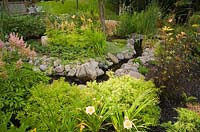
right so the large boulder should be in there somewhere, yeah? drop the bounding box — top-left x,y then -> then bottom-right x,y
76,65 -> 87,78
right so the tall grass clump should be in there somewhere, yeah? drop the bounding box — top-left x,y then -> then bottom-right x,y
135,2 -> 160,35
117,2 -> 160,37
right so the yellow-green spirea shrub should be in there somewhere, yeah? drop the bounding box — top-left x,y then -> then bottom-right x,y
163,108 -> 200,132
18,76 -> 160,132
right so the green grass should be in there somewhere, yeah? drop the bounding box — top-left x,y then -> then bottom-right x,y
38,0 -> 118,19
38,0 -> 97,14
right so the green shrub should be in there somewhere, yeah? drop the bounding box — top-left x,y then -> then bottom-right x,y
18,78 -> 82,132
28,40 -> 50,54
18,76 -> 160,132
87,75 -> 160,131
117,14 -> 135,37
0,64 -> 49,113
1,15 -> 45,39
189,12 -> 200,25
163,108 -> 200,132
154,26 -> 200,85
0,112 -> 29,132
117,2 -> 160,37
47,29 -> 107,62
85,29 -> 107,56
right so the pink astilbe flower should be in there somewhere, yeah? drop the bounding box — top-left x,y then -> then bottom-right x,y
9,33 -> 26,48
16,58 -> 23,69
8,33 -> 37,59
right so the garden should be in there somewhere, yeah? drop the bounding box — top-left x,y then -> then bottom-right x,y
0,0 -> 200,132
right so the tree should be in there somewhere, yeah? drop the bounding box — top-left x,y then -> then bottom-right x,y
98,0 -> 106,33
2,0 -> 9,12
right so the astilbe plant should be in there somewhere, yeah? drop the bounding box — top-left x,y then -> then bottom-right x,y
8,33 -> 37,60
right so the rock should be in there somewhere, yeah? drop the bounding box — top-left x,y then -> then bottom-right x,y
132,62 -> 140,69
128,71 -> 144,79
39,64 -> 47,72
115,69 -> 126,76
84,63 -> 97,80
123,51 -> 133,59
96,68 -> 104,76
107,53 -> 119,64
142,51 -> 149,56
54,65 -> 64,73
121,63 -> 138,72
98,62 -> 108,69
41,36 -> 48,46
76,65 -> 87,78
137,56 -> 154,64
42,59 -> 51,65
116,53 -> 124,60
53,59 -> 62,67
106,60 -> 113,67
127,39 -> 135,49
64,65 -> 71,72
68,68 -> 76,76
90,60 -> 99,68
98,62 -> 105,68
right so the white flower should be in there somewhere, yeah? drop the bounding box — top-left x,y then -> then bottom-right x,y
123,117 -> 133,129
86,106 -> 95,115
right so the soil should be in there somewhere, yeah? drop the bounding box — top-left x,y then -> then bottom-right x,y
146,64 -> 200,124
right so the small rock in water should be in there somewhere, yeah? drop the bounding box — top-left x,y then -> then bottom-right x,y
106,60 -> 113,67
107,53 -> 119,64
116,53 -> 124,60
96,68 -> 104,76
98,62 -> 108,69
122,50 -> 133,59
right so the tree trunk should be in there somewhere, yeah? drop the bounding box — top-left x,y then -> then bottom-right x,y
2,0 -> 9,12
98,0 -> 106,33
76,0 -> 79,13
